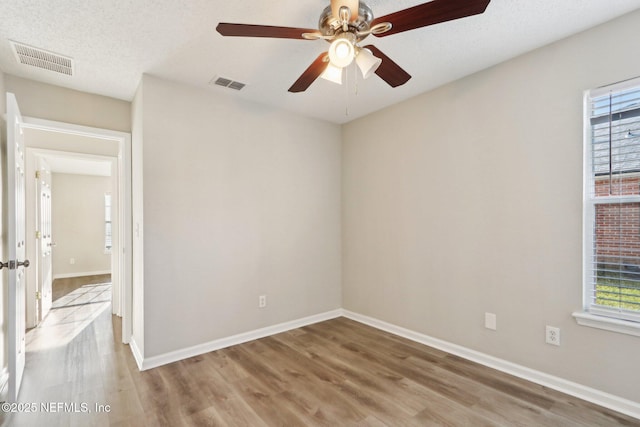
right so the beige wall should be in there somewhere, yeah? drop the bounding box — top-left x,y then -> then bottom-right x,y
342,10 -> 640,403
138,75 -> 342,357
4,75 -> 130,132
51,173 -> 112,277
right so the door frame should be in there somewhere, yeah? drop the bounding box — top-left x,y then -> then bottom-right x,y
34,155 -> 53,324
20,116 -> 132,344
25,149 -> 119,326
6,93 -> 27,402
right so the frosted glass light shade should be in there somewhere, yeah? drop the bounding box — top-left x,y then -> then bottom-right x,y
356,48 -> 382,79
328,38 -> 354,68
320,63 -> 343,84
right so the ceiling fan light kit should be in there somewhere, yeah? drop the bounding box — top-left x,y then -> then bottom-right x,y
320,63 -> 344,84
328,35 -> 355,68
216,0 -> 491,93
355,48 -> 382,79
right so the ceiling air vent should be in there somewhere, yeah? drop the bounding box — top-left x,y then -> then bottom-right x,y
10,40 -> 74,76
210,76 -> 246,91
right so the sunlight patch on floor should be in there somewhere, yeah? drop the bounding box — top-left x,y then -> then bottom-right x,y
25,283 -> 112,352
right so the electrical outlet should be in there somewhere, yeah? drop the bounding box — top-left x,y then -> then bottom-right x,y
258,295 -> 267,308
485,312 -> 497,330
546,326 -> 560,346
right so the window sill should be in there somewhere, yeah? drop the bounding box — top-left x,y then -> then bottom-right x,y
572,311 -> 640,337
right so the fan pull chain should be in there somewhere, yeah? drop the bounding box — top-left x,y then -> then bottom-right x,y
344,63 -> 350,117
354,62 -> 359,96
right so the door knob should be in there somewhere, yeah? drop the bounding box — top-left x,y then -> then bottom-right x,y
0,260 -> 29,270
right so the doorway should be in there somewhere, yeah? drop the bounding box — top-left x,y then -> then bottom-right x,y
20,118 -> 132,344
25,149 -> 117,327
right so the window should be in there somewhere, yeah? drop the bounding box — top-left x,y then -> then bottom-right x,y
105,193 -> 112,253
581,78 -> 640,331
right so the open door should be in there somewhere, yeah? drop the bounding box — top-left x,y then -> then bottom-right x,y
5,93 -> 28,401
36,158 -> 53,320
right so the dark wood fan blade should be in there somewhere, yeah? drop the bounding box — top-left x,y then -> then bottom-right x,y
216,23 -> 317,40
364,45 -> 411,88
288,53 -> 330,93
371,0 -> 491,37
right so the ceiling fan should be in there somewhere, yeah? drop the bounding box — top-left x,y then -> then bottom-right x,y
216,0 -> 491,93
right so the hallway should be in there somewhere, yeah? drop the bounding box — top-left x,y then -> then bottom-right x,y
9,275 -> 142,426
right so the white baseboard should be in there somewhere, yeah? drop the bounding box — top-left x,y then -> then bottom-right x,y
129,337 -> 144,371
342,310 -> 640,421
53,270 -> 111,280
139,309 -> 343,371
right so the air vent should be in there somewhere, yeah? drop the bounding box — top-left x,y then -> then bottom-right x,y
228,81 -> 246,91
10,40 -> 74,76
210,76 -> 246,91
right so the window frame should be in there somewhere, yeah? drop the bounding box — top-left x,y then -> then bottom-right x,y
575,78 -> 640,336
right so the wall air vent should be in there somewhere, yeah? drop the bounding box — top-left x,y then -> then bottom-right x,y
210,76 -> 246,91
10,40 -> 74,76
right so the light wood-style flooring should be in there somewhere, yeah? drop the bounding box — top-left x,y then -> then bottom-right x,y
7,275 -> 640,426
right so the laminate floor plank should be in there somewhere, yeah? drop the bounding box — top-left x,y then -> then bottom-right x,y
412,399 -> 502,427
256,339 -> 368,424
232,375 -> 309,426
179,357 -> 238,405
548,393 -> 640,427
195,394 -> 266,427
277,334 -> 426,419
8,276 -> 640,426
203,351 -> 251,384
288,325 -> 483,426
268,330 -> 406,425
317,318 -> 598,426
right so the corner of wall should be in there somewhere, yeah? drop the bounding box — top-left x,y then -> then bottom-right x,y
130,77 -> 144,360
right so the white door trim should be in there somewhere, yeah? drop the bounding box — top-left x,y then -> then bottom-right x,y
20,116 -> 133,344
6,93 -> 27,401
25,148 -> 119,323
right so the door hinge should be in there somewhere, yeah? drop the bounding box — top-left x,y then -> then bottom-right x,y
36,291 -> 42,300
35,170 -> 41,179
36,230 -> 41,239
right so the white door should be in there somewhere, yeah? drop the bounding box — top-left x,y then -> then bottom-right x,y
36,158 -> 53,320
6,93 -> 28,401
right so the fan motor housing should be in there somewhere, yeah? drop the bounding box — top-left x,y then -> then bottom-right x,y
318,3 -> 374,42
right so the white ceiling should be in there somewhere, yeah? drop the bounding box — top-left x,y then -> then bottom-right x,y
1,0 -> 639,124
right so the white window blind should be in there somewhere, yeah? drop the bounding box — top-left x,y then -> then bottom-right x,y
584,79 -> 640,323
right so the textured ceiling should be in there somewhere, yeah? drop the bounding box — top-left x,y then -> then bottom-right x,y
1,0 -> 639,124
